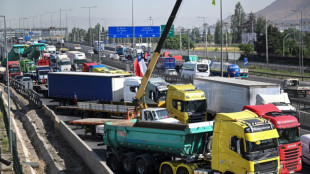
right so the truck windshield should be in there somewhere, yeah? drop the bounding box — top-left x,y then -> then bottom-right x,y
184,100 -> 206,113
197,64 -> 208,72
154,110 -> 169,120
281,110 -> 297,117
39,70 -> 49,75
246,138 -> 278,152
61,61 -> 71,65
157,90 -> 167,99
9,67 -> 21,73
277,127 -> 300,145
76,59 -> 86,65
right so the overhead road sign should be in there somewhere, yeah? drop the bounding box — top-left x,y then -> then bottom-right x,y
161,25 -> 174,37
109,26 -> 160,38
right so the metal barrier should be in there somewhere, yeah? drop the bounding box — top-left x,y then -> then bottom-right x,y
0,95 -> 23,174
249,70 -> 310,81
9,79 -> 42,108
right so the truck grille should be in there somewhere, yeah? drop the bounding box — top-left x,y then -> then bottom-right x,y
188,113 -> 205,123
285,159 -> 298,171
254,160 -> 278,174
284,148 -> 299,160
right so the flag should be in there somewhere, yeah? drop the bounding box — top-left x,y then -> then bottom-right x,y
134,53 -> 147,77
212,0 -> 216,5
73,93 -> 77,105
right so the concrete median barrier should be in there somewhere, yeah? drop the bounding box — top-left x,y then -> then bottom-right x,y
42,105 -> 113,174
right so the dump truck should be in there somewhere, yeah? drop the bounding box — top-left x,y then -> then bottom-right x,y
194,77 -> 280,120
104,110 -> 280,174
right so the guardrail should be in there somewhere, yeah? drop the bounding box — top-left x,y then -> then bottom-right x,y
9,79 -> 42,108
249,70 -> 310,81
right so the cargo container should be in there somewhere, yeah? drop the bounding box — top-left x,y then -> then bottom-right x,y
82,62 -> 97,72
182,55 -> 198,62
48,72 -> 131,105
156,57 -> 175,69
194,77 -> 280,119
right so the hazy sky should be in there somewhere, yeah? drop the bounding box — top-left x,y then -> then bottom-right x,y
0,0 -> 276,30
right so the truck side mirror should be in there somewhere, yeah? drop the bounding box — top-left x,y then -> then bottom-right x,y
149,91 -> 154,101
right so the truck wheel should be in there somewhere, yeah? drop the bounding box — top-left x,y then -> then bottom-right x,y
176,167 -> 189,174
122,154 -> 135,173
108,155 -> 122,173
135,159 -> 148,174
161,164 -> 173,174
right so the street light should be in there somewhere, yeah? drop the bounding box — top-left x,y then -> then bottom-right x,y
63,9 -> 73,44
81,6 -> 97,50
292,10 -> 303,76
0,15 -> 12,153
38,14 -> 45,28
46,11 -> 57,27
220,0 -> 223,77
197,16 -> 208,59
19,17 -> 27,38
283,33 -> 291,57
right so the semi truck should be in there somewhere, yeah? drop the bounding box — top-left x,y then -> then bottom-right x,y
155,57 -> 177,75
194,77 -> 280,120
57,55 -> 71,72
281,78 -> 310,98
93,41 -> 104,54
35,66 -> 50,84
209,62 -> 240,77
166,83 -> 207,123
256,93 -> 298,119
20,59 -> 36,73
7,61 -> 22,78
82,62 -> 97,72
66,51 -> 87,71
104,110 -> 280,174
243,104 -> 302,174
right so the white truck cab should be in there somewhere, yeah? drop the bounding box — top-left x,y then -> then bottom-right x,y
57,55 -> 71,72
123,77 -> 142,102
301,134 -> 310,165
66,51 -> 87,71
256,93 -> 298,119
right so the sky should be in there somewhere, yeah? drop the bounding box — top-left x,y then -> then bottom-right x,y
0,0 -> 276,30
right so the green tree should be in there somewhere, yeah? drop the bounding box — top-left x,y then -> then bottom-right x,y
207,27 -> 213,43
239,43 -> 253,54
255,24 -> 282,55
165,34 -> 194,50
255,16 -> 266,36
230,2 -> 247,43
305,32 -> 310,56
245,12 -> 256,33
214,20 -> 221,44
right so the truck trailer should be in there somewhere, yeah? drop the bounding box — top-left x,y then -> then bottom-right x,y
194,77 -> 280,120
48,72 -> 131,105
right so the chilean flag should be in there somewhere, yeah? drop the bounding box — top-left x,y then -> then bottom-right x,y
73,93 -> 77,105
134,53 -> 147,77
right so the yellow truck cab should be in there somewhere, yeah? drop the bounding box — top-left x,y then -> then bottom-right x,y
212,110 -> 280,174
166,83 -> 207,123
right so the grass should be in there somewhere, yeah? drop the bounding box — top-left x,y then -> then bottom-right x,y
249,65 -> 310,77
0,112 -> 10,153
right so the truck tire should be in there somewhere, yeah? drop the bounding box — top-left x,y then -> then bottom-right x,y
161,164 -> 173,174
135,159 -> 148,174
108,154 -> 122,173
176,167 -> 189,174
121,153 -> 136,174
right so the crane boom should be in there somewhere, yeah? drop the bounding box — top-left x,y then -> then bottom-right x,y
134,0 -> 183,109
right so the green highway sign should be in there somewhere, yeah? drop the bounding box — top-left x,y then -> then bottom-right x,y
161,25 -> 174,37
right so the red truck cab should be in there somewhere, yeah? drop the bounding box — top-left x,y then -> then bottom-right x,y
8,61 -> 22,78
82,62 -> 97,72
243,103 -> 301,174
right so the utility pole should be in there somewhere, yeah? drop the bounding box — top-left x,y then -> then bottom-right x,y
132,0 -> 135,48
220,0 -> 223,77
63,9 -> 72,44
187,29 -> 190,56
81,6 -> 97,50
301,11 -> 304,78
266,18 -> 269,66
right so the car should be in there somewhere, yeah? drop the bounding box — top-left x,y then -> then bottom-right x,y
21,77 -> 33,90
87,50 -> 94,54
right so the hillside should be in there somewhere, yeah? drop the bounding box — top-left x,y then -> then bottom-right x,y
255,0 -> 310,23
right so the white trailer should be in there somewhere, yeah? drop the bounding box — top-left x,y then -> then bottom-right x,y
194,77 -> 280,119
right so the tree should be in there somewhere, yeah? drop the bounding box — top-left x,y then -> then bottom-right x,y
214,20 -> 221,44
165,34 -> 194,50
305,32 -> 310,56
255,16 -> 266,36
230,2 -> 246,43
239,43 -> 253,54
191,27 -> 202,43
255,24 -> 282,55
244,12 -> 256,33
207,27 -> 213,43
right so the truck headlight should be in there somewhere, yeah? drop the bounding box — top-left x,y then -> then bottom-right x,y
246,172 -> 255,174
